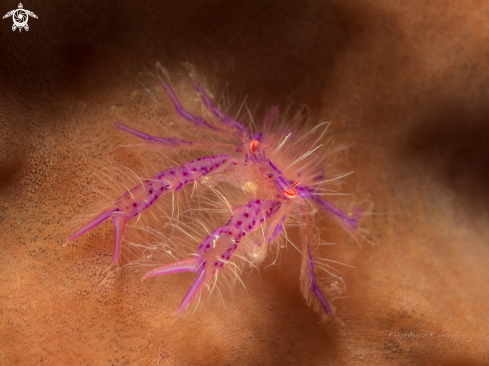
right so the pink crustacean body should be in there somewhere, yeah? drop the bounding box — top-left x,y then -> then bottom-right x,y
65,76 -> 361,318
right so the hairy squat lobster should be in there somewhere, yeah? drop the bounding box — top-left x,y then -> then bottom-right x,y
65,78 -> 360,318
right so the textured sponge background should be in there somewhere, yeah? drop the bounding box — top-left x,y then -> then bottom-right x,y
1,0 -> 489,365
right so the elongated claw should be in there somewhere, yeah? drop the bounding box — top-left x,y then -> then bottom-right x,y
143,199 -> 282,313
111,216 -> 127,267
66,154 -> 237,266
142,258 -> 199,279
64,211 -> 127,268
65,210 -> 113,245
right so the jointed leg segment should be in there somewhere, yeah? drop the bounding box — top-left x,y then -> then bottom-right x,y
66,154 -> 236,267
143,199 -> 282,313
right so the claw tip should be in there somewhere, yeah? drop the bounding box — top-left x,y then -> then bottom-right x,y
64,236 -> 75,247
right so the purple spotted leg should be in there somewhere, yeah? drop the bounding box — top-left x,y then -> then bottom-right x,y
65,154 -> 237,267
143,199 -> 282,313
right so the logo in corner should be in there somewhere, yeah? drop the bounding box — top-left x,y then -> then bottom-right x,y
3,3 -> 37,32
